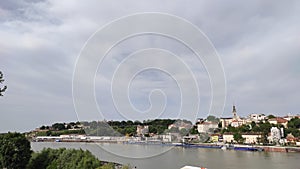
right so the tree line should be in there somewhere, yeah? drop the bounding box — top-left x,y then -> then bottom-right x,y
0,132 -> 130,169
36,119 -> 194,137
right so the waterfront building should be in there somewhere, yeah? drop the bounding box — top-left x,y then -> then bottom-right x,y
242,133 -> 262,144
223,133 -> 262,144
223,133 -> 234,143
269,127 -> 285,144
210,134 -> 220,142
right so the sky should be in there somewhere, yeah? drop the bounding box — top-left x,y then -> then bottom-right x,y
0,0 -> 300,132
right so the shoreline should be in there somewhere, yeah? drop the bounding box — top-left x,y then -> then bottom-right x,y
31,140 -> 300,153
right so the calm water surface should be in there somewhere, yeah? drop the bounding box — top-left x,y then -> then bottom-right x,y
31,142 -> 299,169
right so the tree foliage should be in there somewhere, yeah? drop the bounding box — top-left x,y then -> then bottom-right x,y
27,148 -> 101,169
0,71 -> 7,96
0,132 -> 32,169
267,114 -> 276,119
52,123 -> 66,130
27,148 -> 128,169
285,117 -> 300,137
233,132 -> 245,144
206,115 -> 219,122
287,117 -> 300,129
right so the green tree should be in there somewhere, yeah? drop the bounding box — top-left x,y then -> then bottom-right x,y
52,123 -> 65,130
0,132 -> 32,169
267,114 -> 276,119
189,126 -> 199,134
0,71 -> 7,96
27,148 -> 101,169
233,132 -> 245,144
206,115 -> 219,122
287,117 -> 300,129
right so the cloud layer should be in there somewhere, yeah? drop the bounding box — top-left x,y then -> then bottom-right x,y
1,0 -> 300,132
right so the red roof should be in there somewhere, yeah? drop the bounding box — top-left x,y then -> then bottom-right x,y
269,117 -> 288,123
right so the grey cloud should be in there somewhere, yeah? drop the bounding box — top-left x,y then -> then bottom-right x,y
1,0 -> 300,132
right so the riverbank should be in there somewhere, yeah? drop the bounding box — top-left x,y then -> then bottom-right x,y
31,139 -> 300,153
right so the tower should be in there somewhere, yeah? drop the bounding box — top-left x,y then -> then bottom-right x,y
232,105 -> 239,120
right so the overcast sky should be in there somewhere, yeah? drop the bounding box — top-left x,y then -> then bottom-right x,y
1,0 -> 300,132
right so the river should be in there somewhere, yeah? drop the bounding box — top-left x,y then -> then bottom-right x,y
31,142 -> 299,169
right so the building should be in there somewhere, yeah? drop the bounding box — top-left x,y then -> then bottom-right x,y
223,133 -> 234,143
242,134 -> 262,144
232,105 -> 239,119
210,134 -> 220,142
231,119 -> 245,128
269,127 -> 284,144
222,133 -> 262,144
220,105 -> 245,128
269,117 -> 288,128
197,121 -> 218,133
248,113 -> 267,123
219,118 -> 232,128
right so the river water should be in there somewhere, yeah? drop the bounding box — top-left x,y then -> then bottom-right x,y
31,142 -> 299,169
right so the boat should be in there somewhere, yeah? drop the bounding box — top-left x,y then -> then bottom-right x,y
233,145 -> 262,151
180,166 -> 207,169
181,143 -> 222,149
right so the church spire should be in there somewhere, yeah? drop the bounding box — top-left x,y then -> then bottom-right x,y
232,105 -> 238,119
233,105 -> 236,113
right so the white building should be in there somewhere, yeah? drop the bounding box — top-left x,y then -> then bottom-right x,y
248,113 -> 267,122
269,127 -> 284,144
223,133 -> 262,144
223,134 -> 234,143
242,134 -> 262,144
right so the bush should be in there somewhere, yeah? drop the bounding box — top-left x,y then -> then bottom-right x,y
27,148 -> 101,169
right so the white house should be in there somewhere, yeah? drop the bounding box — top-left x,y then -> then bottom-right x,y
248,113 -> 267,122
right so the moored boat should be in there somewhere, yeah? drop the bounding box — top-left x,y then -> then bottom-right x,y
233,145 -> 263,151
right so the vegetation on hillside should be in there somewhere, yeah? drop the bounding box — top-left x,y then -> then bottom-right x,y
34,119 -> 193,137
285,117 -> 300,137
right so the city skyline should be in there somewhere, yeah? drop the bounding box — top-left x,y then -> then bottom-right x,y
1,0 -> 300,132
